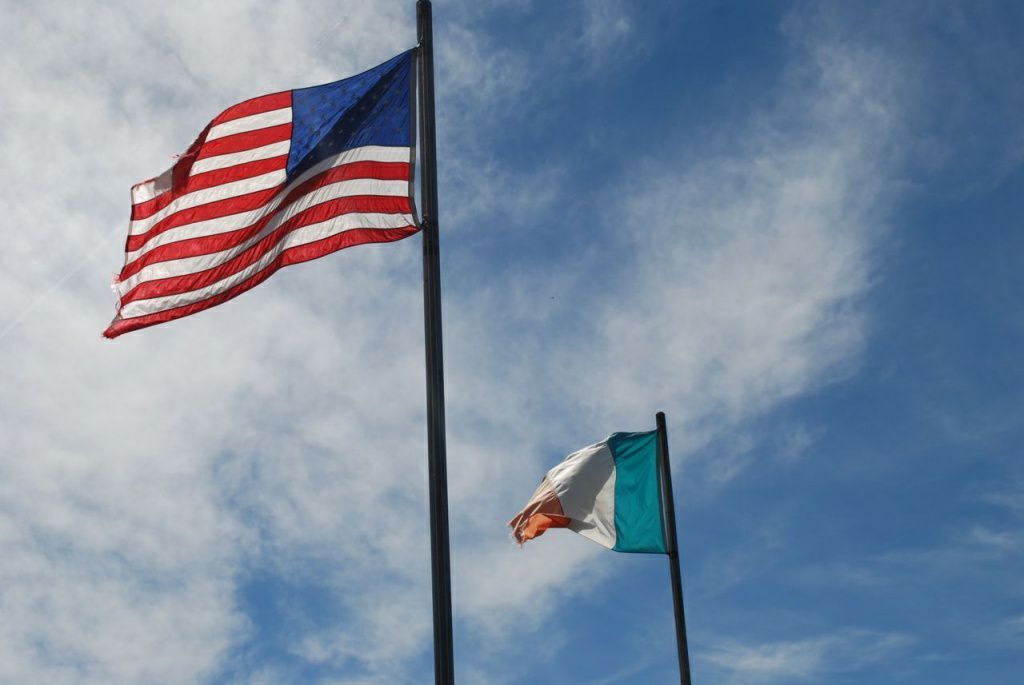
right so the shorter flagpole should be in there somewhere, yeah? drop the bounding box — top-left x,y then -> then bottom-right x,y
656,411 -> 693,685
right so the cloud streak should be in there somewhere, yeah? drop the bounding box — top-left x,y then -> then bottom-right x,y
703,629 -> 914,683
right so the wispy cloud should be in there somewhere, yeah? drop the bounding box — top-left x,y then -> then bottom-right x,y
979,482 -> 1024,516
703,629 -> 915,683
579,0 -> 637,66
963,525 -> 1023,555
984,614 -> 1024,649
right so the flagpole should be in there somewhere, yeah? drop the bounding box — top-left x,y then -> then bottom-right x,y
417,2 -> 456,684
657,411 -> 693,685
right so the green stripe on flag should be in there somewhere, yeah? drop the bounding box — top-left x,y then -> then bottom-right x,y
608,430 -> 667,554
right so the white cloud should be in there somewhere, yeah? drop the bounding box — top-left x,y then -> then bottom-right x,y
984,614 -> 1024,649
784,1 -> 1024,197
579,0 -> 636,63
703,629 -> 914,683
963,526 -> 1023,555
980,482 -> 1024,515
532,7 -> 904,472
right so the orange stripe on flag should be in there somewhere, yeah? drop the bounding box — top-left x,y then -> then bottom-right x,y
508,477 -> 570,545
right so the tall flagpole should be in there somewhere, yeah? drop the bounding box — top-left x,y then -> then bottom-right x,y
657,411 -> 693,685
417,2 -> 455,684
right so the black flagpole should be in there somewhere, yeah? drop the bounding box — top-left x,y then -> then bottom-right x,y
657,411 -> 693,685
417,2 -> 455,684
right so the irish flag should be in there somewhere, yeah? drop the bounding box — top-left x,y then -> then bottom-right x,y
509,431 -> 668,554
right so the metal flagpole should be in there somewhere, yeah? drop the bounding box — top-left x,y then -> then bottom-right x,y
657,411 -> 694,685
417,2 -> 455,684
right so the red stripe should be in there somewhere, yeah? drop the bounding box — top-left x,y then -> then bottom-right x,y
196,123 -> 292,160
127,186 -> 283,252
103,226 -> 419,339
212,91 -> 291,125
120,195 -> 411,281
119,197 -> 416,305
131,156 -> 289,220
124,160 -> 411,266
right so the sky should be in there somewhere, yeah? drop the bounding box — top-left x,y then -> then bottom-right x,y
1,1 -> 1022,684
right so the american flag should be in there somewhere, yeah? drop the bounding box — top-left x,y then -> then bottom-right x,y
104,50 -> 418,338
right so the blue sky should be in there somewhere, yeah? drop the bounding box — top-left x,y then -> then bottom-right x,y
1,1 -> 1022,684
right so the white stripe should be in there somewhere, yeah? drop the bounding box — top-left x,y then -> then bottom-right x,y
547,442 -> 617,550
131,167 -> 174,204
189,140 -> 291,175
124,146 -> 412,261
117,209 -> 414,296
118,212 -> 416,319
128,169 -> 287,236
205,107 -> 292,142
